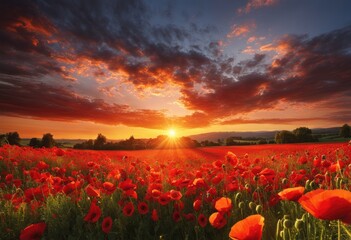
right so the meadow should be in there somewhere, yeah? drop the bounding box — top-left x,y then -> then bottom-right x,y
1,142 -> 351,239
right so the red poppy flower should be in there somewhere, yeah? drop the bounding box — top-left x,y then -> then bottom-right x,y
212,174 -> 223,185
85,185 -> 100,198
172,211 -> 181,222
225,152 -> 238,166
151,189 -> 162,199
229,214 -> 264,240
298,189 -> 351,224
101,216 -> 113,234
122,202 -> 135,217
215,197 -> 232,212
158,193 -> 171,205
118,179 -> 136,191
193,199 -> 202,211
102,182 -> 116,194
198,214 -> 207,227
151,209 -> 159,221
209,212 -> 227,229
183,213 -> 195,222
5,173 -> 13,183
84,201 -> 102,223
138,202 -> 149,215
63,181 -> 82,195
124,189 -> 138,199
298,156 -> 308,164
193,178 -> 206,188
55,148 -> 65,156
169,190 -> 182,200
20,222 -> 46,240
278,187 -> 305,201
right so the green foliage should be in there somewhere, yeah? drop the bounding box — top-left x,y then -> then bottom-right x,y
0,134 -> 7,146
94,133 -> 107,150
6,132 -> 21,146
292,127 -> 315,142
339,124 -> 351,138
275,131 -> 297,144
41,133 -> 55,148
276,127 -> 318,144
0,132 -> 21,146
29,138 -> 41,148
75,134 -> 198,150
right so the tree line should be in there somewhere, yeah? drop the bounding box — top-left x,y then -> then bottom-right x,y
0,132 -> 56,148
1,124 -> 350,148
275,125 -> 351,144
73,134 -> 199,150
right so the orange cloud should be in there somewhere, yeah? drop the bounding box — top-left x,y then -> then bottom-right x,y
238,0 -> 278,14
227,22 -> 256,38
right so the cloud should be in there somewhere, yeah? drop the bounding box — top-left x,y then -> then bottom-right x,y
220,117 -> 326,125
237,0 -> 278,14
180,25 -> 351,124
227,22 -> 256,38
0,0 -> 350,130
0,77 -> 168,128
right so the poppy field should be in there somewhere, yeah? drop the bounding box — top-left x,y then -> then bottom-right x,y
1,143 -> 351,240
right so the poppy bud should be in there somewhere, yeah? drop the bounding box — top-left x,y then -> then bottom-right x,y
235,192 -> 242,203
294,219 -> 304,230
301,213 -> 308,222
249,201 -> 256,210
255,205 -> 263,214
238,201 -> 245,209
309,180 -> 318,190
281,178 -> 288,185
283,215 -> 290,220
283,219 -> 293,229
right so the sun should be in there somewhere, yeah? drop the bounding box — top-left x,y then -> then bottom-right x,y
168,129 -> 176,138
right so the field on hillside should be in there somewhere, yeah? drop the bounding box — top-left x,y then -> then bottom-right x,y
1,143 -> 351,239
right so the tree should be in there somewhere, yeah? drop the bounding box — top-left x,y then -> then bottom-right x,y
6,132 -> 21,146
0,134 -> 7,146
29,138 -> 41,148
340,124 -> 351,138
275,130 -> 296,144
94,133 -> 107,149
42,133 -> 55,148
292,127 -> 314,142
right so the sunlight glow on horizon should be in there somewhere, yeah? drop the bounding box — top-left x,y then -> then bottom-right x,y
168,129 -> 176,138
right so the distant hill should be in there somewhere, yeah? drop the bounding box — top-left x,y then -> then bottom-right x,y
187,127 -> 340,142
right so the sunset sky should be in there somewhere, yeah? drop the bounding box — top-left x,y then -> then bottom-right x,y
1,0 -> 351,139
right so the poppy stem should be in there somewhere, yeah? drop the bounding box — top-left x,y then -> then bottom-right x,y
338,220 -> 341,240
341,224 -> 351,237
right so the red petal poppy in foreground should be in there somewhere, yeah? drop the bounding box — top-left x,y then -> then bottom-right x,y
101,216 -> 113,234
20,222 -> 46,240
298,189 -> 351,224
278,187 -> 305,201
84,201 -> 102,223
229,214 -> 264,240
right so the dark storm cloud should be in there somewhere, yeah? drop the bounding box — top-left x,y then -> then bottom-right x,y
180,25 -> 351,124
0,0 -> 350,128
